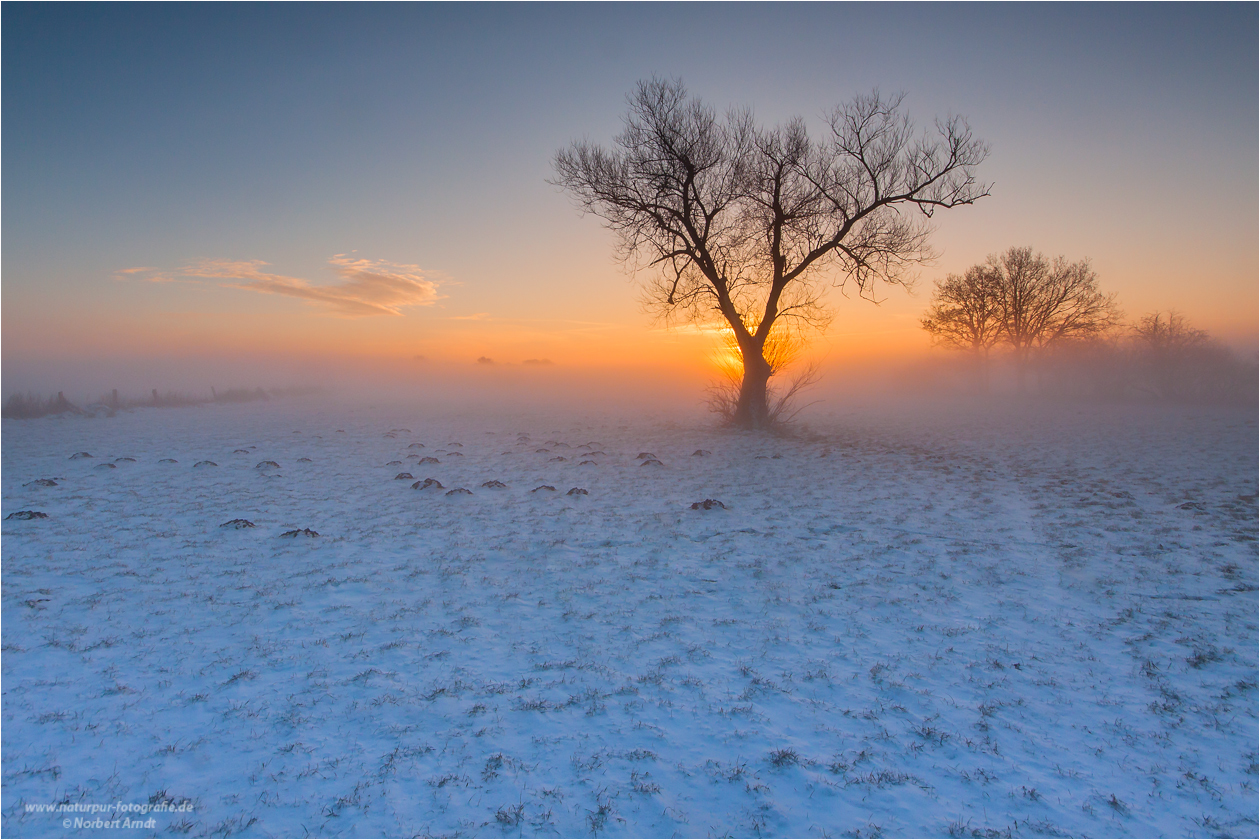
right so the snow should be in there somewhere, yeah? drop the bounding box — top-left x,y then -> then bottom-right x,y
2,395 -> 1257,838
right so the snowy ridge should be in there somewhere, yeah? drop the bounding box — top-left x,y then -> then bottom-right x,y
2,398 -> 1256,837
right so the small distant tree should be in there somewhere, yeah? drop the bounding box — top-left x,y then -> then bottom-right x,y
553,78 -> 989,429
922,246 -> 1121,391
1129,311 -> 1222,400
920,265 -> 1004,391
1131,311 -> 1209,355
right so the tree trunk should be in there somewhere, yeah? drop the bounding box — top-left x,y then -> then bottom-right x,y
731,349 -> 773,430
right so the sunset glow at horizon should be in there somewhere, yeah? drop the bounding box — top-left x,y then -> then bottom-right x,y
4,4 -> 1255,397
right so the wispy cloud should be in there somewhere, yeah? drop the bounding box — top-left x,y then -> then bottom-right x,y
114,266 -> 176,282
117,255 -> 441,316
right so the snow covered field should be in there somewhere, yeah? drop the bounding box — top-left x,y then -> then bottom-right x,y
3,395 -> 1256,838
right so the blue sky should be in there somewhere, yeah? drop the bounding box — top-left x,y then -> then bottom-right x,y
3,3 -> 1256,391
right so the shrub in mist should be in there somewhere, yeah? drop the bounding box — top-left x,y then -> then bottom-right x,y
1034,314 -> 1256,405
1,392 -> 83,419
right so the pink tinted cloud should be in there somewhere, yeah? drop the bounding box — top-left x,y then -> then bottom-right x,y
131,256 -> 441,316
114,266 -> 175,282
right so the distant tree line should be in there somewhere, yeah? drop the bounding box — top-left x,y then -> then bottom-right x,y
921,246 -> 1255,403
1,386 -> 318,419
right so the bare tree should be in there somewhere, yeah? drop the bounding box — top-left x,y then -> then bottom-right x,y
553,78 -> 989,429
921,265 -> 1004,391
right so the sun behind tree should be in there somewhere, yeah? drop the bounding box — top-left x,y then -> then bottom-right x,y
552,78 -> 990,429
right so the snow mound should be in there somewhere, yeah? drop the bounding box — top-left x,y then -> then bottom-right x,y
412,478 -> 444,490
690,499 -> 727,510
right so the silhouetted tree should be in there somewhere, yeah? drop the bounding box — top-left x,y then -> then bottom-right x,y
992,248 -> 1120,368
553,79 -> 989,429
921,265 -> 1004,391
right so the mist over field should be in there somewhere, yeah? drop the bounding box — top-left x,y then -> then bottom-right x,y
4,332 -> 1256,425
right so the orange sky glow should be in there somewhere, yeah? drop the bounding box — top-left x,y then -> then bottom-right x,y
3,5 -> 1255,399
